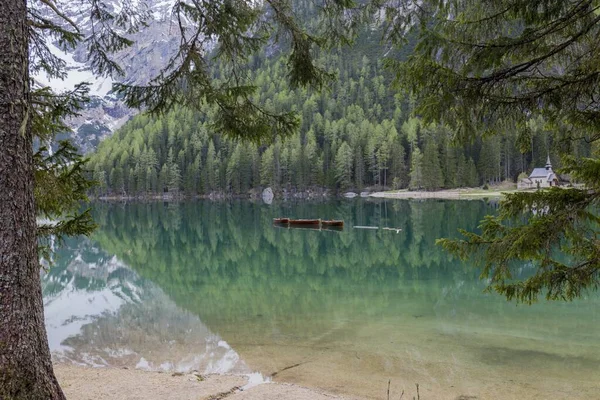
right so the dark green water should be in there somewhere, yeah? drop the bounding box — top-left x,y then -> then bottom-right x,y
42,200 -> 600,399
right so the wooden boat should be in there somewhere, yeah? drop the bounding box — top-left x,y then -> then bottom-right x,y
322,225 -> 343,232
288,219 -> 320,225
321,220 -> 344,227
273,218 -> 290,224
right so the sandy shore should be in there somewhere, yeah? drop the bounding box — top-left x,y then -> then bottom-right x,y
369,188 -> 515,199
54,364 -> 361,400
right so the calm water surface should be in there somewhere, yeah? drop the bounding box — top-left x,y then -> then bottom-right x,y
43,200 -> 600,399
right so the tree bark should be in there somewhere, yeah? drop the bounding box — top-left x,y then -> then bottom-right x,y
0,0 -> 66,398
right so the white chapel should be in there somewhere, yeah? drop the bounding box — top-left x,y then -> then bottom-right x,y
517,156 -> 559,190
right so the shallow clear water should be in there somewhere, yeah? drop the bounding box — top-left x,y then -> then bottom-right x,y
43,200 -> 600,399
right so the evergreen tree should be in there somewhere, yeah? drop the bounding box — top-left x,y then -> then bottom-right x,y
443,145 -> 458,189
389,138 -> 406,189
168,163 -> 182,193
334,142 -> 354,189
93,166 -> 107,197
455,154 -> 467,188
478,137 -> 502,185
260,146 -> 276,187
0,0 -> 130,395
226,144 -> 243,193
376,142 -> 391,188
158,164 -> 169,193
466,158 -> 479,188
421,140 -> 444,191
205,140 -> 217,192
354,145 -> 365,189
408,147 -> 423,190
305,129 -> 319,186
110,167 -> 124,195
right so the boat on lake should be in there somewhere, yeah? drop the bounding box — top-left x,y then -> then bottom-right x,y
321,220 -> 344,227
273,218 -> 344,230
289,219 -> 321,225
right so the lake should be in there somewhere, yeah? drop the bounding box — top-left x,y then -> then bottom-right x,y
43,199 -> 600,399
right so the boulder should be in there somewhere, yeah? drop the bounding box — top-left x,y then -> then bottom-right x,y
262,187 -> 274,204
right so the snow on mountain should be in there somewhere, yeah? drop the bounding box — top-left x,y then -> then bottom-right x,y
35,38 -> 116,97
35,0 -> 180,153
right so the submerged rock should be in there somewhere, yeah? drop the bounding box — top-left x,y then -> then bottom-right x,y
344,192 -> 358,198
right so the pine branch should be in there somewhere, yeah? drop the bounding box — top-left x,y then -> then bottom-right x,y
37,0 -> 80,33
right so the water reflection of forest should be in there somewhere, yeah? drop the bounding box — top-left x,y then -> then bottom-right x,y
89,200 -> 497,319
93,200 -> 490,274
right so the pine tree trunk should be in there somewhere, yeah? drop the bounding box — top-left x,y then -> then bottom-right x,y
0,0 -> 66,398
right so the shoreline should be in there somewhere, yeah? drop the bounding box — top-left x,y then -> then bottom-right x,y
93,187 -> 332,202
93,185 -> 522,202
54,364 -> 361,400
368,188 -> 517,200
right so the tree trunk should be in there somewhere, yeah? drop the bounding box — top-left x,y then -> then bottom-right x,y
0,0 -> 66,398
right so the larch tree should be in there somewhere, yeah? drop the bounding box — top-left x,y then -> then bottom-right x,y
0,0 -> 372,397
408,146 -> 423,190
421,139 -> 443,191
385,0 -> 600,302
334,141 -> 354,189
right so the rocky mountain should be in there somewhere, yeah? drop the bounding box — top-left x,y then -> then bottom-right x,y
35,0 -> 180,153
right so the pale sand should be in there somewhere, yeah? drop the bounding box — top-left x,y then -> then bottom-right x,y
54,364 -> 359,400
369,189 -> 511,199
228,383 -> 363,400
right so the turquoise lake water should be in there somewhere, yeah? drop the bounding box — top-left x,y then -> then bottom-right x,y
42,200 -> 600,399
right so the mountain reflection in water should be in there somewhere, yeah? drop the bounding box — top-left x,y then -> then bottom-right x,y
43,246 -> 251,375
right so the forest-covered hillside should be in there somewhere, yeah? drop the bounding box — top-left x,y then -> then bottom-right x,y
88,6 -> 590,197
